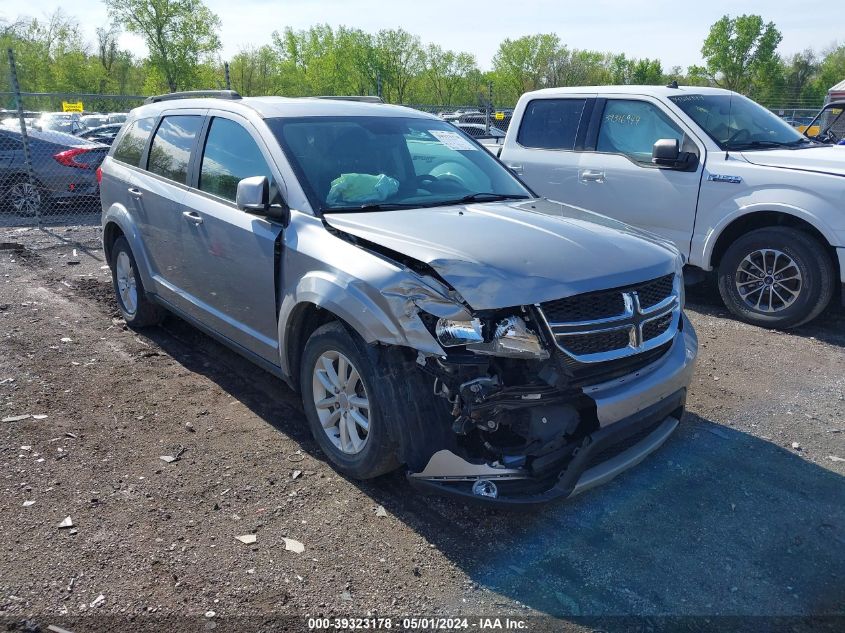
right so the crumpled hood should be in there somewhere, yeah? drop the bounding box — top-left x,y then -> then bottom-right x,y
324,199 -> 679,310
740,146 -> 845,176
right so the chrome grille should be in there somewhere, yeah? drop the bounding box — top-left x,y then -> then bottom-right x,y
537,273 -> 680,363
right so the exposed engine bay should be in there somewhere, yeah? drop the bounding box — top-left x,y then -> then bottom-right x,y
416,307 -> 601,479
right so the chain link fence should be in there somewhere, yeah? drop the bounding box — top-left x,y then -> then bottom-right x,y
2,50 -> 144,230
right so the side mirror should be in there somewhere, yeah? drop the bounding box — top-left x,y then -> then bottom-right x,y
652,138 -> 698,171
236,176 -> 290,224
236,176 -> 269,212
652,138 -> 680,165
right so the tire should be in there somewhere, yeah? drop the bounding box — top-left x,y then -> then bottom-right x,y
717,227 -> 835,329
6,179 -> 46,217
109,236 -> 164,328
300,322 -> 402,479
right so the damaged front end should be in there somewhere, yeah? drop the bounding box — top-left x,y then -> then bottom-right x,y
404,275 -> 696,507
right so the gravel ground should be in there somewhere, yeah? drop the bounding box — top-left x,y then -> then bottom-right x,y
1,225 -> 843,632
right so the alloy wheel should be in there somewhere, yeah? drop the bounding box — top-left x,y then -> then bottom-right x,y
9,182 -> 41,216
115,251 -> 138,315
311,350 -> 370,455
735,248 -> 802,313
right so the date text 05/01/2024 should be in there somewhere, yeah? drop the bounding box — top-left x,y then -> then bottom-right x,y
307,617 -> 529,630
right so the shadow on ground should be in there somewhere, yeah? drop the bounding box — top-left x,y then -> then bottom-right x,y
686,280 -> 845,348
133,311 -> 845,620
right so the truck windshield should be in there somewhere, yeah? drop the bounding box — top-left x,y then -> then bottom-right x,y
266,116 -> 531,213
669,94 -> 811,150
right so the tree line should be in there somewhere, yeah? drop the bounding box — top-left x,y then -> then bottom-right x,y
2,3 -> 843,111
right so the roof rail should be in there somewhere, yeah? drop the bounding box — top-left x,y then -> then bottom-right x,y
144,90 -> 242,104
313,95 -> 385,104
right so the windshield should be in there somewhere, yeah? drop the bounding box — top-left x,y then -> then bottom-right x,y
669,94 -> 808,150
266,116 -> 531,212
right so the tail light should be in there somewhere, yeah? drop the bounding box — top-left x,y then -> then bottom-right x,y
96,166 -> 103,184
54,147 -> 93,169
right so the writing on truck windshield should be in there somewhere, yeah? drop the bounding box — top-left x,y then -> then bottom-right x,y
266,116 -> 530,213
669,94 -> 812,150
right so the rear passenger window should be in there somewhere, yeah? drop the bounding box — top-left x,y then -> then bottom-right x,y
517,99 -> 586,150
147,115 -> 203,184
199,117 -> 274,202
597,100 -> 691,163
112,117 -> 154,166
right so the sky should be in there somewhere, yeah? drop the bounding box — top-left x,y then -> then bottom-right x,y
5,0 -> 843,71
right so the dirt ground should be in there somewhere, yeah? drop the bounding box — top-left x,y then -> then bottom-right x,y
1,225 -> 843,632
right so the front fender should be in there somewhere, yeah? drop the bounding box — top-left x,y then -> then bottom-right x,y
102,203 -> 157,294
278,270 -> 461,378
697,200 -> 841,270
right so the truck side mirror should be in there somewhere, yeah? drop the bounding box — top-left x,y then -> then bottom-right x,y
237,176 -> 290,224
652,138 -> 680,165
652,138 -> 697,171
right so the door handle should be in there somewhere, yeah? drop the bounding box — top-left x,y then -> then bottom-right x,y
127,187 -> 143,198
182,211 -> 203,225
579,169 -> 606,183
505,162 -> 523,175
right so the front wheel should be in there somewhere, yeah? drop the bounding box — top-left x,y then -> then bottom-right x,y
717,227 -> 835,329
300,322 -> 400,479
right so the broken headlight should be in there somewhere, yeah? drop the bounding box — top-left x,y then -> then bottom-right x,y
435,317 -> 484,347
468,316 -> 549,360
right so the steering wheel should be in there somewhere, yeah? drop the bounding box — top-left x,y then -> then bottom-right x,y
725,128 -> 751,146
415,174 -> 439,188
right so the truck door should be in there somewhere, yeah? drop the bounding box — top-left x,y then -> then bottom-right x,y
500,95 -> 595,201
569,97 -> 704,257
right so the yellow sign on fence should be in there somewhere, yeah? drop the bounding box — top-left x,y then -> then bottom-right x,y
494,111 -> 505,120
62,101 -> 83,113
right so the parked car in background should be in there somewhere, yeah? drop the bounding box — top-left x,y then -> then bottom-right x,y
802,101 -> 845,145
99,91 -> 697,505
499,85 -> 845,329
81,114 -> 110,129
35,113 -> 83,135
451,122 -> 506,154
0,126 -> 108,215
77,123 -> 124,146
107,113 -> 128,124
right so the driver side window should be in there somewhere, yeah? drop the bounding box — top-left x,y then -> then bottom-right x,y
597,100 -> 694,164
199,117 -> 276,203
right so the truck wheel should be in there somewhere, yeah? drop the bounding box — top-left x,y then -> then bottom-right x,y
300,322 -> 401,479
110,236 -> 164,328
717,227 -> 834,329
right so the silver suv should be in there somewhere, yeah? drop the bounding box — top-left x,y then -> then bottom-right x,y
100,90 -> 698,506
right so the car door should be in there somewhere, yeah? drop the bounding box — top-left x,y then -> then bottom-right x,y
178,113 -> 284,363
571,96 -> 705,257
134,112 -> 205,307
501,95 -> 595,201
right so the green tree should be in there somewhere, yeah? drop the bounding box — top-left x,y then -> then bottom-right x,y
104,0 -> 222,92
423,45 -> 478,105
375,28 -> 423,103
693,14 -> 782,94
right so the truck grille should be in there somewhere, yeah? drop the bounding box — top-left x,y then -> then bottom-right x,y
536,273 -> 679,364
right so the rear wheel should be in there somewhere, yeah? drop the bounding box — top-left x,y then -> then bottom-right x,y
110,236 -> 164,328
7,180 -> 45,217
717,227 -> 835,329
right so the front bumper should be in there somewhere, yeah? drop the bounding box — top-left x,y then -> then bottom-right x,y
407,314 -> 698,507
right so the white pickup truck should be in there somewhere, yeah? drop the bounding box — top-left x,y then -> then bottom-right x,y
497,85 -> 845,328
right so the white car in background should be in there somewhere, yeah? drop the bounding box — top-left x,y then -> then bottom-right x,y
499,85 -> 845,328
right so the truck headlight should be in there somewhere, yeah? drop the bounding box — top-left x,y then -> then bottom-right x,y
435,318 -> 484,347
468,316 -> 549,360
